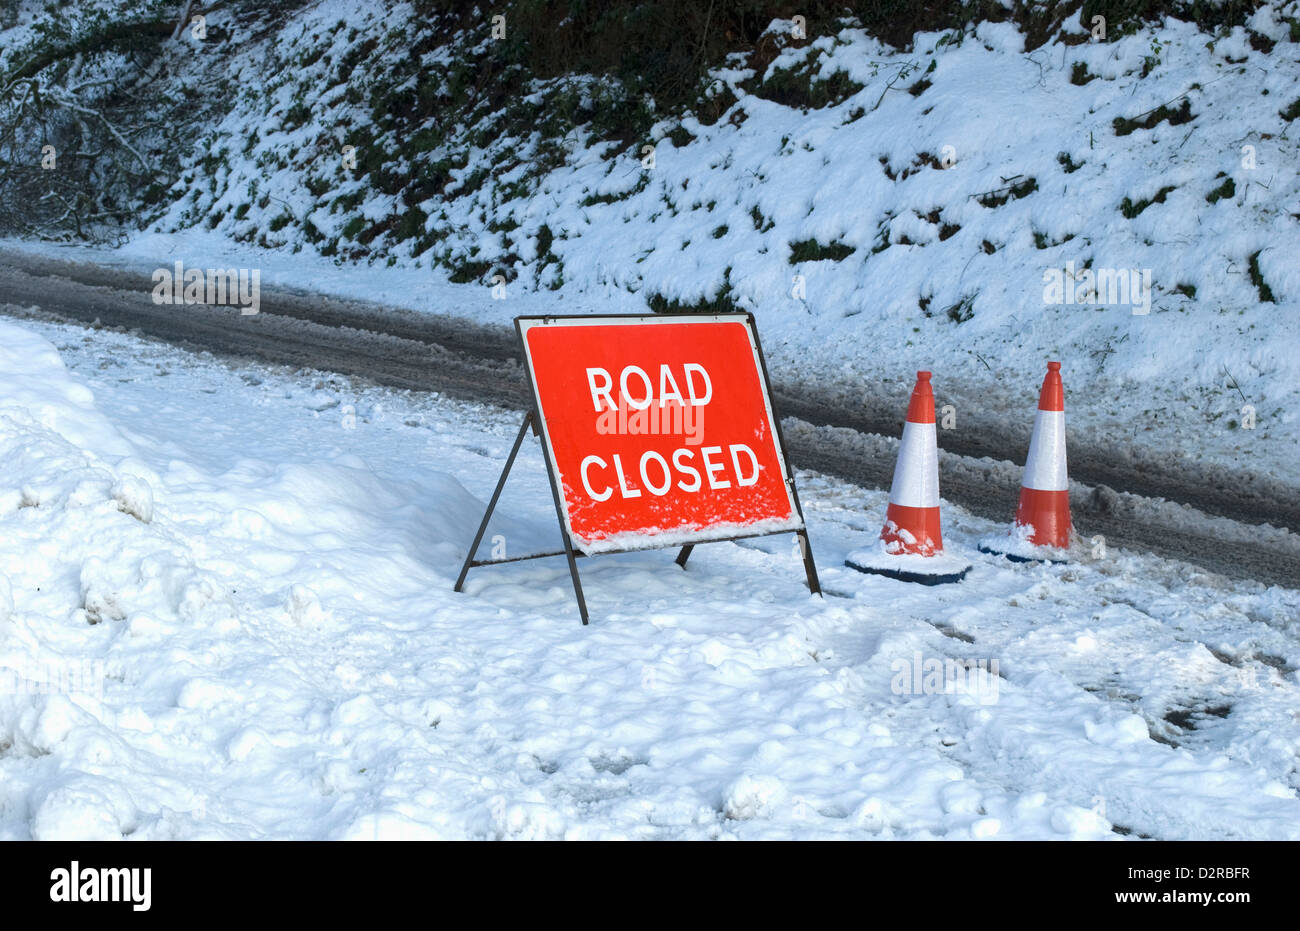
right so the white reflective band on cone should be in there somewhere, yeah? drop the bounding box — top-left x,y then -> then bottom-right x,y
889,421 -> 940,507
1022,409 -> 1068,491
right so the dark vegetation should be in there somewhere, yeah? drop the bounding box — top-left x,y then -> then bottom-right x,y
1248,250 -> 1275,303
0,0 -> 1269,244
1120,184 -> 1177,218
1112,97 -> 1195,135
1205,175 -> 1235,204
0,1 -> 307,237
789,238 -> 856,262
976,176 -> 1038,208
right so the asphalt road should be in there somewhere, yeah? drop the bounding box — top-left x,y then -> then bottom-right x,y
2,247 -> 1296,588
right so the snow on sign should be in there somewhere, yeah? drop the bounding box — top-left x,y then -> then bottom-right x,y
455,313 -> 820,625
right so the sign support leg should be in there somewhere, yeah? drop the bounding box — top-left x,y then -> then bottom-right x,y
797,530 -> 822,596
454,411 -> 533,594
540,453 -> 590,626
559,534 -> 589,626
674,544 -> 694,569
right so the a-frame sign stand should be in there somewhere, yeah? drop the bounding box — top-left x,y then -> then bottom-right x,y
454,313 -> 822,626
453,417 -> 820,626
454,409 -> 591,624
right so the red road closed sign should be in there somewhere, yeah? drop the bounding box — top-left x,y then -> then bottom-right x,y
517,314 -> 804,554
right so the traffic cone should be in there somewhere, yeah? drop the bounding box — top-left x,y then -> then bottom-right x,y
845,371 -> 970,585
979,361 -> 1071,561
1014,361 -> 1071,547
882,371 -> 942,555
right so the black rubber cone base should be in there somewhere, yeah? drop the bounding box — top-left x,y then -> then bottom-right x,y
844,554 -> 971,586
977,540 -> 1069,565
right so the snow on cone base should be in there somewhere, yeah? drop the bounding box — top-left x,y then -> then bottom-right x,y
845,540 -> 972,585
880,505 -> 942,556
1016,488 -> 1071,548
977,522 -> 1070,564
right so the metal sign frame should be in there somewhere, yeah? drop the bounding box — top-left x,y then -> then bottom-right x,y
454,312 -> 820,625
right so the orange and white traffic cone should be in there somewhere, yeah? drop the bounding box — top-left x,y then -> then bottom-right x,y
1014,361 -> 1071,548
846,371 -> 970,585
980,361 -> 1072,561
882,370 -> 942,555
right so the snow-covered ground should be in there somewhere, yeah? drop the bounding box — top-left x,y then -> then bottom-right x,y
2,312 -> 1298,840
